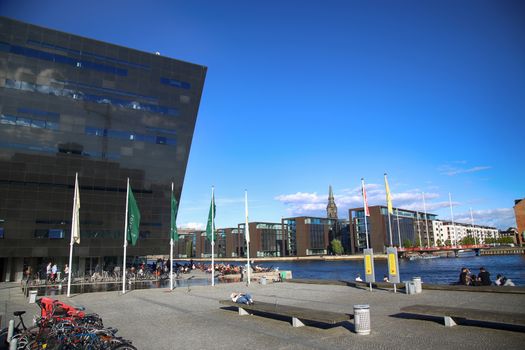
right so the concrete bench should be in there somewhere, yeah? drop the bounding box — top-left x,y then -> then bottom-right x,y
400,304 -> 525,328
219,300 -> 352,328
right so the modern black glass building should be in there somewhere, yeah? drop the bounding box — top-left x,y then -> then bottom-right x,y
0,17 -> 207,281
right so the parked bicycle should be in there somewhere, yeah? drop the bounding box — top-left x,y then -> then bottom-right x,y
1,297 -> 136,350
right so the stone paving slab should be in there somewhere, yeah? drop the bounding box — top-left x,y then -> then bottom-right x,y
1,281 -> 525,349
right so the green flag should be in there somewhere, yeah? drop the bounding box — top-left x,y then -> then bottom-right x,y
171,192 -> 178,241
127,186 -> 141,246
205,193 -> 216,242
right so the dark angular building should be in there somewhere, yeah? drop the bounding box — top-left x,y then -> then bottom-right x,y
0,17 -> 207,281
349,206 -> 437,254
282,217 -> 335,256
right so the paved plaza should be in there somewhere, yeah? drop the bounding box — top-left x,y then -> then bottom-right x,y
1,281 -> 525,349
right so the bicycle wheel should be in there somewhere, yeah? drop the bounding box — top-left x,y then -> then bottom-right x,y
12,333 -> 34,350
0,329 -> 8,350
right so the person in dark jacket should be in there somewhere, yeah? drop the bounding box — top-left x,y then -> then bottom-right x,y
459,267 -> 470,285
477,267 -> 491,286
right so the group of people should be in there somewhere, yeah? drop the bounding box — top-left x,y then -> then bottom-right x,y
29,262 -> 69,283
458,267 -> 514,286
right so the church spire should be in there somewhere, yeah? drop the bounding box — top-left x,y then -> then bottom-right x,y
327,185 -> 338,219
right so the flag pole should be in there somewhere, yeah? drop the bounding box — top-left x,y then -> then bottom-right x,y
396,208 -> 402,247
361,178 -> 372,292
67,172 -> 79,297
470,207 -> 477,245
384,173 -> 393,247
422,192 -> 430,247
122,178 -> 130,294
449,192 -> 457,247
416,211 -> 422,249
245,190 -> 251,285
170,182 -> 174,291
211,186 -> 215,287
361,179 -> 370,250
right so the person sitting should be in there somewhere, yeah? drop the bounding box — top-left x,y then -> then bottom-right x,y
477,267 -> 491,286
230,292 -> 254,305
496,274 -> 515,287
355,274 -> 363,282
458,267 -> 471,286
383,275 -> 390,283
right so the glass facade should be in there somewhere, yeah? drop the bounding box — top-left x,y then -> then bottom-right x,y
256,223 -> 284,257
283,219 -> 297,256
0,18 -> 207,264
350,206 -> 439,253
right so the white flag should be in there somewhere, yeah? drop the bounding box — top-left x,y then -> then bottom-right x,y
72,174 -> 80,244
245,190 -> 250,243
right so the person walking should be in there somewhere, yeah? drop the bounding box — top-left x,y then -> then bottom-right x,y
51,263 -> 58,282
46,262 -> 52,282
64,264 -> 70,281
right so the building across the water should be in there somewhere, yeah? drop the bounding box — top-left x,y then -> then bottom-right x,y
514,198 -> 525,246
431,221 -> 499,246
349,206 -> 437,253
0,17 -> 207,281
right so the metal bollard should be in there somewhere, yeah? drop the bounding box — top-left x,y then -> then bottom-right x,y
7,319 -> 14,343
28,290 -> 38,303
405,281 -> 416,294
353,304 -> 371,335
412,277 -> 422,294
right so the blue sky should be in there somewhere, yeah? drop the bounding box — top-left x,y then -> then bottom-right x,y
2,0 -> 524,230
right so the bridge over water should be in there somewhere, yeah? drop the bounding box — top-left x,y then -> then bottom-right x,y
397,245 -> 525,258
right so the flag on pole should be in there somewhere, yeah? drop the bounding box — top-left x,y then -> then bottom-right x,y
245,190 -> 250,244
384,173 -> 393,214
205,192 -> 216,242
127,186 -> 141,246
72,174 -> 81,244
361,178 -> 370,217
170,191 -> 179,241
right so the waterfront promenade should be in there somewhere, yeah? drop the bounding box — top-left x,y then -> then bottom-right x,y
1,281 -> 525,349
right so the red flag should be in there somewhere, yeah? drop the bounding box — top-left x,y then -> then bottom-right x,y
361,178 -> 370,217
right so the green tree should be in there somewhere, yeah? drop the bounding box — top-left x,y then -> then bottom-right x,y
444,239 -> 451,246
484,237 -> 496,244
436,239 -> 443,247
498,236 -> 514,244
330,239 -> 344,255
403,239 -> 413,248
460,236 -> 476,245
414,237 -> 422,248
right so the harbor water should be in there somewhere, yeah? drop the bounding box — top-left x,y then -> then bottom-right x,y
257,253 -> 525,285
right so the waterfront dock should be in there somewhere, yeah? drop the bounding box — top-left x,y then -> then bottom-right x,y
2,279 -> 525,349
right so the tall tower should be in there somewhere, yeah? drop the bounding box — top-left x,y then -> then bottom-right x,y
327,185 -> 338,219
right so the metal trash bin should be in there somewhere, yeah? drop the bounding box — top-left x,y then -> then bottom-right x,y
28,290 -> 37,304
353,304 -> 371,335
412,277 -> 422,294
405,281 -> 416,295
260,276 -> 267,285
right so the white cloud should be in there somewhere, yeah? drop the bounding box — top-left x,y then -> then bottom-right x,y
452,208 -> 515,229
180,222 -> 205,230
275,185 -> 441,217
275,192 -> 321,203
439,163 -> 492,176
275,187 -> 515,230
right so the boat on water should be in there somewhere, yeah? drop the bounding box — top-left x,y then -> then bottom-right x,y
408,254 -> 441,261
